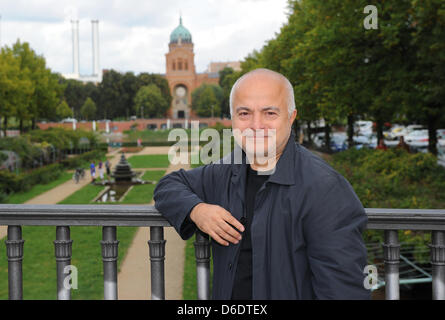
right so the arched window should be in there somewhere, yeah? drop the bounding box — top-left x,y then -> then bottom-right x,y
185,61 -> 188,70
178,58 -> 183,70
172,61 -> 176,71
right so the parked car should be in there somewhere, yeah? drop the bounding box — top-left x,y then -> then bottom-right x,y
384,125 -> 405,140
311,132 -> 347,152
330,133 -> 348,152
355,121 -> 373,136
353,133 -> 378,149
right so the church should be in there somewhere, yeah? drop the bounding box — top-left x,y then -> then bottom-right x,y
164,17 -> 240,119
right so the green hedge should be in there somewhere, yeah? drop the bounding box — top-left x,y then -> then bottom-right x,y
331,148 -> 445,263
0,149 -> 106,197
0,163 -> 63,194
0,128 -> 102,170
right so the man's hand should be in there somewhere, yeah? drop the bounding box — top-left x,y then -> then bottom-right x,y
190,203 -> 245,246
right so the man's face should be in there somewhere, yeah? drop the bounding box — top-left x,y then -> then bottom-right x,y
231,74 -> 297,161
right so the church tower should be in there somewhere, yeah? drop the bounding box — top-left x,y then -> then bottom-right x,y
165,17 -> 196,119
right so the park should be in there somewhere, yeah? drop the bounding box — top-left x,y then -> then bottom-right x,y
0,0 -> 445,303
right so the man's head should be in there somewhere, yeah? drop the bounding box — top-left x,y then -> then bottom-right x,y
230,68 -> 297,165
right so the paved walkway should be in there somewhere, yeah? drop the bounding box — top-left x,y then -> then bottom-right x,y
117,146 -> 188,300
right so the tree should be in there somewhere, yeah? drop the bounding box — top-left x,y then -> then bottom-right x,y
0,46 -> 34,136
138,73 -> 172,111
98,69 -> 124,120
120,72 -> 139,119
133,84 -> 169,118
191,84 -> 223,117
7,40 -> 63,131
56,100 -> 73,120
80,97 -> 97,121
219,67 -> 236,117
403,0 -> 445,155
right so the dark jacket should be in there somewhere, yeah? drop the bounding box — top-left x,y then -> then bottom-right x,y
153,135 -> 370,300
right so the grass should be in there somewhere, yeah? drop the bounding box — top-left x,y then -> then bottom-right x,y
124,129 -> 192,143
57,183 -> 105,204
0,224 -> 137,300
182,236 -> 213,300
127,154 -> 170,168
4,171 -> 73,204
109,171 -> 165,205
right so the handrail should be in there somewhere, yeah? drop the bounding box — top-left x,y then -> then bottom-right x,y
0,204 -> 443,300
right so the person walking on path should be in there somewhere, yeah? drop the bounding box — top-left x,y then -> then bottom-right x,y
90,161 -> 96,183
105,159 -> 111,176
98,160 -> 104,180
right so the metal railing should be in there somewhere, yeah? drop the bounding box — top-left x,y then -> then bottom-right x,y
0,204 -> 444,300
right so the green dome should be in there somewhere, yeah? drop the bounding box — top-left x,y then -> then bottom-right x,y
170,17 -> 192,44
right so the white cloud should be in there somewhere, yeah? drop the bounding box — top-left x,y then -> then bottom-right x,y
0,0 -> 288,75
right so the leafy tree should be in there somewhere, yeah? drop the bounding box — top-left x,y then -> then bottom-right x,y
133,84 -> 169,118
218,67 -> 236,118
191,84 -> 223,117
56,100 -> 73,120
403,0 -> 445,155
98,69 -> 124,120
7,40 -> 63,131
80,97 -> 97,121
137,73 -> 172,110
120,72 -> 139,119
0,48 -> 33,136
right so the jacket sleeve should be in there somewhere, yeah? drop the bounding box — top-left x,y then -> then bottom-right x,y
153,165 -> 216,240
304,174 -> 371,300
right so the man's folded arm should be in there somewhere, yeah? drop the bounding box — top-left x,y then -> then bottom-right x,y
304,175 -> 371,300
153,165 -> 213,240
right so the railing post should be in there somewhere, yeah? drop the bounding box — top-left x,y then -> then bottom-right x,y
194,230 -> 211,300
383,230 -> 400,300
6,225 -> 24,300
101,226 -> 119,300
54,226 -> 73,300
430,231 -> 445,300
148,226 -> 165,300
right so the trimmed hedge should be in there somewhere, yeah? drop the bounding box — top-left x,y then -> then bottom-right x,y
0,149 -> 106,198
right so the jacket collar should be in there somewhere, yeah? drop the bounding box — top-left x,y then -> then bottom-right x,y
230,133 -> 297,186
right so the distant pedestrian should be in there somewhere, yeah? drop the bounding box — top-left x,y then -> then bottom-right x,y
99,160 -> 104,180
90,161 -> 96,183
137,138 -> 142,147
105,160 -> 111,176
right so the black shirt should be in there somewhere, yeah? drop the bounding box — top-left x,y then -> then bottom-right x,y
231,166 -> 268,300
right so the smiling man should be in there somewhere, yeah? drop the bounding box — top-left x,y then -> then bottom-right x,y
154,68 -> 370,299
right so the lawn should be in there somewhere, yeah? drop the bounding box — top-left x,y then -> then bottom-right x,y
98,170 -> 166,205
4,171 -> 73,204
124,129 -> 192,144
127,154 -> 170,168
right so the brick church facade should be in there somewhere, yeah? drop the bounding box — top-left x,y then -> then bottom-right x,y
164,17 -> 239,119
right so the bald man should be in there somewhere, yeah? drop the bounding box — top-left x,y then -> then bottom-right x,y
154,68 -> 370,300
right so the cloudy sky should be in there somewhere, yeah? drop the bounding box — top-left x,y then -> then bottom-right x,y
0,0 -> 290,76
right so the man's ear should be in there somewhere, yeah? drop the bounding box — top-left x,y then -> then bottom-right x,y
289,109 -> 297,124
